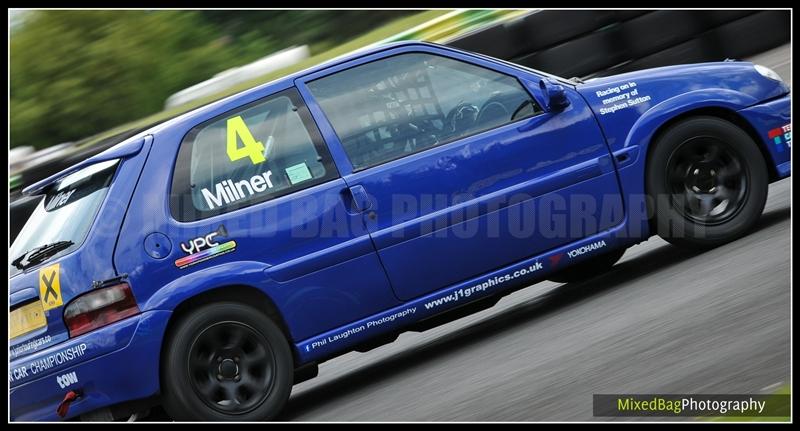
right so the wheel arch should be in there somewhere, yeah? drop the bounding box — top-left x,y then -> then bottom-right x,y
638,105 -> 773,235
158,284 -> 299,370
614,89 -> 767,203
643,106 -> 778,184
623,93 -> 774,234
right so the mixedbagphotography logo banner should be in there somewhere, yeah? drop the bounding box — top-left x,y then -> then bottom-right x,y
593,394 -> 790,417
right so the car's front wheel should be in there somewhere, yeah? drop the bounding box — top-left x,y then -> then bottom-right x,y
647,116 -> 768,249
161,302 -> 293,421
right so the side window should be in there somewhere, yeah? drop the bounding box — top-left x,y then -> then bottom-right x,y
171,88 -> 338,221
307,52 -> 541,170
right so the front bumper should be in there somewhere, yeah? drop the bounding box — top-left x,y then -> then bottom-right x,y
9,310 -> 171,421
738,93 -> 791,179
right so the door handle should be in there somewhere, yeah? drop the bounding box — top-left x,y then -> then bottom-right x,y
346,185 -> 372,213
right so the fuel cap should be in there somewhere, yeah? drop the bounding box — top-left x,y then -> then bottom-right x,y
144,232 -> 172,259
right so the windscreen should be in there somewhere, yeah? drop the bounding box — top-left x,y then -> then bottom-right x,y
9,159 -> 119,276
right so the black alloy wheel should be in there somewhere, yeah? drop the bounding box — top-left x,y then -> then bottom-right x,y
162,302 -> 293,421
664,136 -> 749,226
187,321 -> 277,415
647,116 -> 768,249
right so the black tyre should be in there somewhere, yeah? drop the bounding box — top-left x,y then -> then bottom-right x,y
161,302 -> 294,421
548,247 -> 626,284
647,116 -> 768,249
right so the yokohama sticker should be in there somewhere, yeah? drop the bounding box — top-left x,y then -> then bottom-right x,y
567,240 -> 607,258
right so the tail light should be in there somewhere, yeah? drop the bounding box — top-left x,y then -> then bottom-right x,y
63,283 -> 140,337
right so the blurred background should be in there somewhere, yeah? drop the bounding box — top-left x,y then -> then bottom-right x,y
7,10 -> 792,421
8,9 -> 791,241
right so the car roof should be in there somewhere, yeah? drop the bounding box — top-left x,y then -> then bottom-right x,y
148,39 -> 570,137
147,40 -> 447,135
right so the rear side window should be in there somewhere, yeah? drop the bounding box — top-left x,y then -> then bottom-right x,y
307,52 -> 541,171
171,88 -> 338,221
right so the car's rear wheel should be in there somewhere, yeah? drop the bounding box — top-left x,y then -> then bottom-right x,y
161,302 -> 293,421
547,247 -> 627,283
647,116 -> 768,249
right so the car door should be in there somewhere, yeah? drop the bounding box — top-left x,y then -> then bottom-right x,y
114,87 -> 400,342
298,47 -> 625,301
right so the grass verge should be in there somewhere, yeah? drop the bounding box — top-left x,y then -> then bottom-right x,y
74,10 -> 452,150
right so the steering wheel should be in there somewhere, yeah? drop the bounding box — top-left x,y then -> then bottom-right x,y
446,102 -> 479,136
476,93 -> 524,128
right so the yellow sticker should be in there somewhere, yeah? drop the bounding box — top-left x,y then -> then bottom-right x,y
39,263 -> 63,311
226,116 -> 266,165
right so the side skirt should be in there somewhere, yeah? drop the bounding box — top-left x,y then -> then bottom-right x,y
294,222 -> 636,364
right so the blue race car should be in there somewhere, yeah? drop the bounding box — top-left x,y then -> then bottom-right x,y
9,41 -> 791,421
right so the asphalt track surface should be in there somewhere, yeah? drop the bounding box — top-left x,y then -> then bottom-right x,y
278,45 -> 792,422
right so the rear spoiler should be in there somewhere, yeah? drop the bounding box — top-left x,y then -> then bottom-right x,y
23,136 -> 146,196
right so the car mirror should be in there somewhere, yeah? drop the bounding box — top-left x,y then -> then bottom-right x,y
539,78 -> 570,112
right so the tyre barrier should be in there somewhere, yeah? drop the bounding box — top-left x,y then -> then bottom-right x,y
446,10 -> 789,79
597,11 -> 791,78
512,25 -> 628,79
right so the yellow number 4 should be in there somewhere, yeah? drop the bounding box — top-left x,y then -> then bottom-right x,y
226,116 -> 266,164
